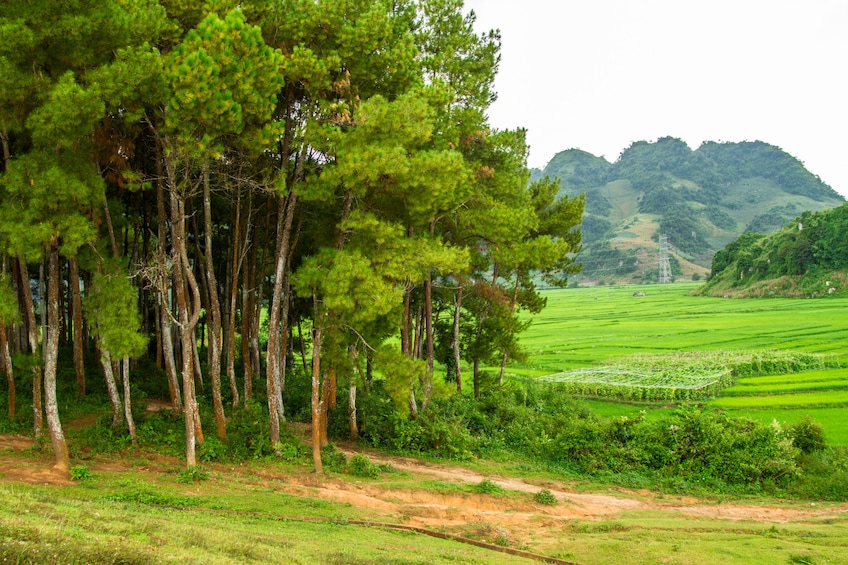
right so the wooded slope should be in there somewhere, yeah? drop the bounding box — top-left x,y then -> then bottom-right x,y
532,137 -> 844,284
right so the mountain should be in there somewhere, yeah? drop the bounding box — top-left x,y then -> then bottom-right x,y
695,202 -> 848,298
533,137 -> 845,285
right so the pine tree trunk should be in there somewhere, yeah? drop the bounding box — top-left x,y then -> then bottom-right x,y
69,258 -> 85,396
311,319 -> 323,474
241,272 -> 253,401
242,205 -> 261,402
44,246 -> 70,471
122,357 -> 137,449
453,285 -> 463,394
226,187 -> 243,409
348,384 -> 358,441
499,277 -> 521,385
99,347 -> 123,428
202,164 -> 226,440
266,190 -> 297,447
155,169 -> 181,411
401,291 -> 411,356
167,163 -> 200,466
192,327 -> 204,394
1,323 -> 14,420
250,210 -> 266,394
18,258 -> 42,438
319,367 -> 335,447
421,271 -> 434,412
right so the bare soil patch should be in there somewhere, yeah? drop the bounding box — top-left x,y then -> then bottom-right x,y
0,435 -> 73,486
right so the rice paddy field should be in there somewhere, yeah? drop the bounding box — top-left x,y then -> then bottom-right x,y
509,282 -> 848,445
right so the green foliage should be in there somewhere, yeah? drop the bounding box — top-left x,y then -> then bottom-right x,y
84,258 -> 148,360
321,443 -> 348,472
0,150 -> 102,260
222,400 -> 278,460
177,465 -> 209,483
75,415 -> 136,453
70,465 -> 94,482
698,140 -> 841,201
347,453 -> 381,478
198,435 -> 228,462
544,149 -> 611,196
788,416 -> 827,454
473,479 -> 505,495
353,377 -> 848,497
107,484 -> 200,507
533,488 -> 557,505
0,273 -> 18,325
702,203 -> 848,296
164,8 -> 284,157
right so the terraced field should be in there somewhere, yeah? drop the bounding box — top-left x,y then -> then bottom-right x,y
511,282 -> 848,444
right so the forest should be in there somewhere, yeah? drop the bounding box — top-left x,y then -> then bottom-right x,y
698,202 -> 848,297
0,0 -> 586,472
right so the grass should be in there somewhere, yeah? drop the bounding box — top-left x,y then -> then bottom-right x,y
0,483 -> 536,565
508,281 -> 848,446
1,453 -> 556,565
3,466 -> 848,565
518,283 -> 848,371
534,511 -> 848,565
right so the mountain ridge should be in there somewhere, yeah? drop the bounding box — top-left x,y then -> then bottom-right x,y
532,137 -> 845,284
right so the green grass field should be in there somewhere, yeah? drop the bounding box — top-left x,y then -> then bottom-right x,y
511,282 -> 848,445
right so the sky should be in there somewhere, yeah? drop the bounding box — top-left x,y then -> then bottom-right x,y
462,0 -> 848,198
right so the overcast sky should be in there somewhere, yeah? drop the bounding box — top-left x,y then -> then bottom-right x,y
462,0 -> 848,198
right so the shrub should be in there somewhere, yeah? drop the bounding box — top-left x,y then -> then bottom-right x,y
788,416 -> 827,453
534,489 -> 557,505
347,454 -> 381,478
198,435 -> 227,462
474,479 -> 505,495
320,443 -> 347,472
177,465 -> 209,484
225,400 -> 275,460
70,465 -> 93,481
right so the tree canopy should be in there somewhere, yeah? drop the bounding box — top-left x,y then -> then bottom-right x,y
0,0 -> 583,470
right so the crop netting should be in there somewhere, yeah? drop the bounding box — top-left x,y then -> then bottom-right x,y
540,367 -> 734,402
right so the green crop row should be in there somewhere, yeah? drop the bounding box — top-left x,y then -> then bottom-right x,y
731,368 -> 848,386
545,379 -> 725,402
712,390 -> 848,409
723,379 -> 848,396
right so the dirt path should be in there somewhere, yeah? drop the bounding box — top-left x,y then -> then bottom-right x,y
2,427 -> 846,539
273,424 -> 848,530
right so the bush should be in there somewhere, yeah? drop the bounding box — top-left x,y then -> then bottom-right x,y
320,443 -> 347,472
534,489 -> 557,505
70,465 -> 93,481
788,416 -> 827,453
347,454 -> 381,478
474,479 -> 505,495
224,400 -> 275,460
177,465 -> 209,484
198,435 -> 227,462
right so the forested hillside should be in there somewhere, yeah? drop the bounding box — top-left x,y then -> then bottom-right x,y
0,0 -> 584,471
533,137 -> 844,284
697,203 -> 848,298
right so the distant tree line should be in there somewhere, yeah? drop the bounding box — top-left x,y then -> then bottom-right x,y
706,203 -> 848,286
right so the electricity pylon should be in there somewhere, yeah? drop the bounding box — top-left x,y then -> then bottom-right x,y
658,235 -> 672,283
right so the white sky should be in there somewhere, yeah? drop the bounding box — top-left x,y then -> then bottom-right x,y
463,0 -> 848,198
